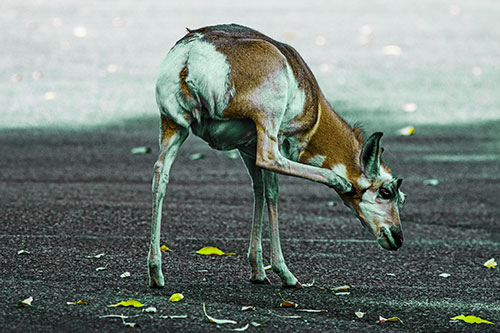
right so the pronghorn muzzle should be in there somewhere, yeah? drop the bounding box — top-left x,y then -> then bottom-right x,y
377,226 -> 403,251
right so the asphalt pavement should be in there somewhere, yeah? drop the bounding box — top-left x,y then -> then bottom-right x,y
0,119 -> 499,331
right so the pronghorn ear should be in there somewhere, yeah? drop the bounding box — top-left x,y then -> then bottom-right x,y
362,132 -> 383,179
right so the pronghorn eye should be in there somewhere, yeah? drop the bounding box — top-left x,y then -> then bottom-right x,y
378,187 -> 393,200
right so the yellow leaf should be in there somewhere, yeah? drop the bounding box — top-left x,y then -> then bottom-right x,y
202,303 -> 237,324
160,245 -> 170,252
397,126 -> 415,136
169,293 -> 184,302
196,246 -> 235,256
332,285 -> 351,292
451,315 -> 494,325
377,316 -> 402,323
67,300 -> 88,305
483,258 -> 497,269
108,300 -> 144,308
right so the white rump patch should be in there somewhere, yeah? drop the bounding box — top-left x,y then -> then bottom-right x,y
185,39 -> 233,119
156,34 -> 233,125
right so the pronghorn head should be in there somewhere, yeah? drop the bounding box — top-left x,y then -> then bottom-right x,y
339,132 -> 406,251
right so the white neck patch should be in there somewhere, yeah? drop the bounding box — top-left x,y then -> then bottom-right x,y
331,163 -> 347,180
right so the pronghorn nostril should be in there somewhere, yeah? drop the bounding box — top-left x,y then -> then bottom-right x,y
389,226 -> 403,248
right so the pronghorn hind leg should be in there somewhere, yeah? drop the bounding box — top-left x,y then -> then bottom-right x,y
240,151 -> 270,284
148,115 -> 189,288
263,170 -> 302,288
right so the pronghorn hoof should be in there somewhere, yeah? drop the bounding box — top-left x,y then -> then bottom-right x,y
149,277 -> 165,288
148,268 -> 165,288
283,281 -> 302,289
250,276 -> 271,285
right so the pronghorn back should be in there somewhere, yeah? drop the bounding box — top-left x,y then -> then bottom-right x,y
156,24 -> 324,138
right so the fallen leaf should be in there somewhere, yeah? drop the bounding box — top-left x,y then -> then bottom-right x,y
377,316 -> 402,323
355,311 -> 366,318
423,179 -> 440,186
483,258 -> 497,269
17,249 -> 31,255
296,309 -> 327,313
120,271 -> 131,278
228,323 -> 249,331
450,315 -> 494,325
334,292 -> 351,296
67,300 -> 88,305
160,245 -> 170,252
196,246 -> 235,256
251,322 -> 263,327
122,320 -> 136,328
169,293 -> 184,302
332,285 -> 351,292
202,303 -> 237,324
280,301 -> 298,308
268,310 -> 301,319
439,273 -> 451,278
130,146 -> 151,155
99,314 -> 137,327
143,306 -> 157,313
302,279 -> 315,287
87,253 -> 105,259
241,305 -> 256,311
386,273 -> 396,277
19,296 -> 33,307
397,126 -> 415,136
189,153 -> 205,160
159,314 -> 188,319
108,300 -> 144,308
96,265 -> 108,271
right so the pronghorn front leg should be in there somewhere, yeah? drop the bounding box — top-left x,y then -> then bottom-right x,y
263,170 -> 301,288
148,116 -> 189,288
254,124 -> 351,192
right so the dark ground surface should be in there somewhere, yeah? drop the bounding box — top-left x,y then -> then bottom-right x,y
1,118 -> 499,332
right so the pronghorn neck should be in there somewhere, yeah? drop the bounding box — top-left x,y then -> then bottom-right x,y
299,96 -> 365,186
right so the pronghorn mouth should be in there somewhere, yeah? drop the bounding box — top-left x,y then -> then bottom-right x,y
377,226 -> 403,251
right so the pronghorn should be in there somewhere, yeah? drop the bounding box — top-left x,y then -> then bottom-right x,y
148,24 -> 405,288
